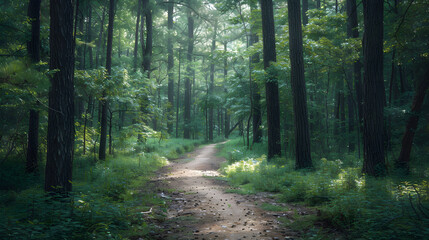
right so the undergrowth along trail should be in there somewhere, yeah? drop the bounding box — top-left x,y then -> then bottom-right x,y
150,143 -> 309,240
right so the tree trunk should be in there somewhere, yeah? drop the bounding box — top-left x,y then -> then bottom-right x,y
83,96 -> 92,155
346,0 -> 359,153
87,4 -> 93,68
26,109 -> 39,173
167,2 -> 174,134
250,2 -> 262,144
223,43 -> 230,139
288,0 -> 312,169
396,68 -> 429,172
45,0 -> 75,192
133,0 -> 141,71
109,108 -> 113,155
176,49 -> 182,138
142,0 -> 152,77
99,0 -> 115,161
184,11 -> 194,139
78,5 -> 85,70
362,0 -> 386,176
208,22 -> 217,141
26,0 -> 41,174
302,0 -> 308,25
260,0 -> 281,158
95,7 -> 105,68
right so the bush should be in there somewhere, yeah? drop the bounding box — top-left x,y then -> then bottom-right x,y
0,137 -> 201,239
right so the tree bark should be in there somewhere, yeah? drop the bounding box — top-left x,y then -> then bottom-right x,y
260,0 -> 281,158
167,2 -> 174,134
87,4 -> 93,68
45,0 -> 75,192
142,0 -> 152,77
99,0 -> 115,161
250,2 -> 262,144
183,11 -> 194,139
176,49 -> 182,138
223,43 -> 230,139
26,0 -> 41,174
95,7 -> 105,68
362,0 -> 386,176
288,0 -> 312,169
396,68 -> 429,172
133,0 -> 142,71
302,0 -> 308,25
346,0 -> 359,153
208,22 -> 217,141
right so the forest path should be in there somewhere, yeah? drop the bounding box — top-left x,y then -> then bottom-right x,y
150,143 -> 300,240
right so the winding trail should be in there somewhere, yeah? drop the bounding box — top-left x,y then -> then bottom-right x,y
152,143 -> 300,240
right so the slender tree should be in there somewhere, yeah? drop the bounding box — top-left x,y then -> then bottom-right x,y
183,10 -> 194,139
167,2 -> 174,134
95,7 -> 106,68
346,0 -> 360,153
87,4 -> 93,68
99,0 -> 115,161
45,0 -> 75,192
288,0 -> 312,169
223,42 -> 230,139
259,0 -> 281,158
142,0 -> 152,77
208,22 -> 218,141
396,68 -> 429,172
302,0 -> 308,25
133,0 -> 142,71
362,0 -> 386,176
250,1 -> 262,144
26,0 -> 41,174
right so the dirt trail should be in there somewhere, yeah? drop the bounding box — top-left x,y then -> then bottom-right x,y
151,143 -> 300,240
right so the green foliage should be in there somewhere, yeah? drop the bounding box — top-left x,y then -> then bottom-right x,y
0,137 -> 201,239
220,139 -> 429,239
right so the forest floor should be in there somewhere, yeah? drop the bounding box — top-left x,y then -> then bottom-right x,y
145,143 -> 314,240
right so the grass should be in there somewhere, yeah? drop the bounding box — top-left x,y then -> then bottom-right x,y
0,137 -> 203,240
217,137 -> 429,239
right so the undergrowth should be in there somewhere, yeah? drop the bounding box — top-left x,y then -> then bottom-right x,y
0,138 -> 202,240
217,138 -> 429,239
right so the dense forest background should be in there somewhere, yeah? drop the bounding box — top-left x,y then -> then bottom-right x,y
0,0 -> 428,239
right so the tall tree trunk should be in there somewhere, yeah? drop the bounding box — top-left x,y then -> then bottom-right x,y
250,2 -> 262,144
133,0 -> 141,71
346,0 -> 359,153
223,43 -> 230,139
95,7 -> 105,68
362,0 -> 386,176
108,108 -> 113,155
183,11 -> 194,139
288,0 -> 312,169
142,0 -> 152,77
260,0 -> 281,158
83,96 -> 92,155
78,6 -> 85,70
99,0 -> 115,161
340,83 -> 346,152
176,49 -> 182,138
87,4 -> 93,68
302,0 -> 308,25
26,0 -> 41,174
167,2 -> 174,134
347,92 -> 355,152
396,68 -> 429,172
208,22 -> 217,141
45,0 -> 75,192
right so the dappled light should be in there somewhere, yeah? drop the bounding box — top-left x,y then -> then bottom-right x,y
1,0 -> 428,239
